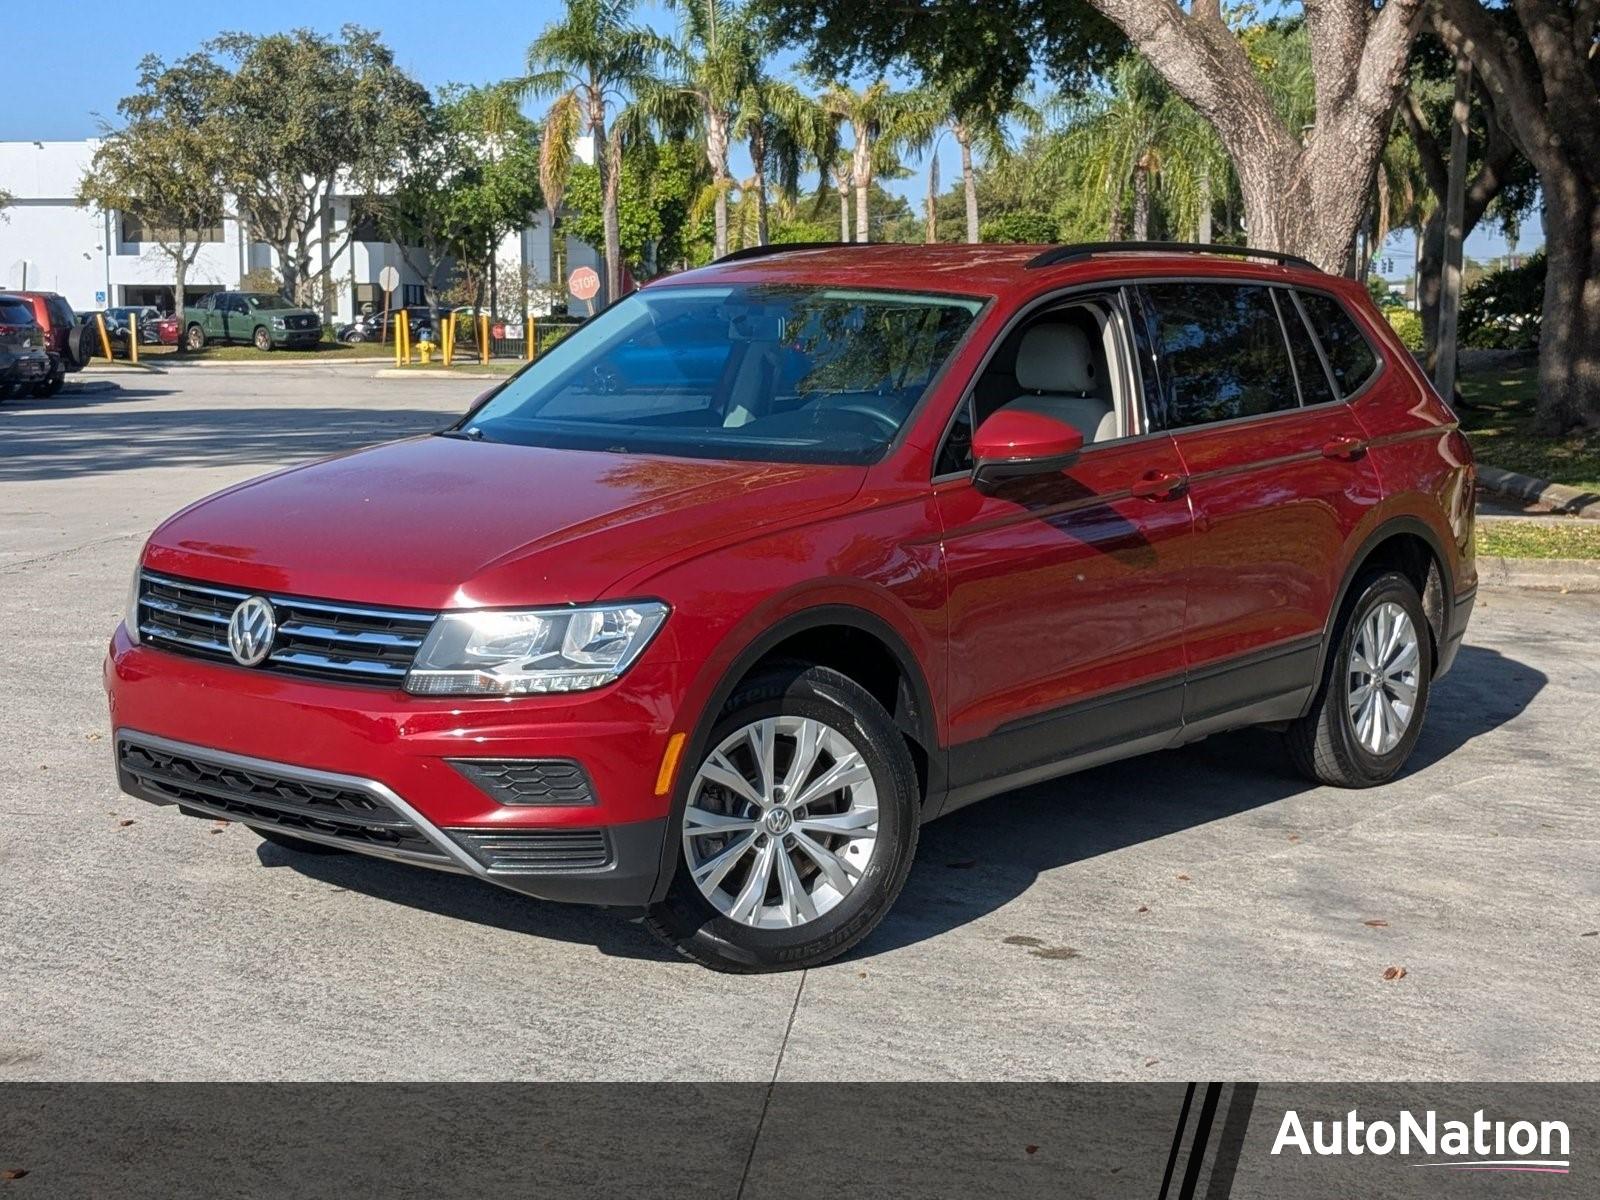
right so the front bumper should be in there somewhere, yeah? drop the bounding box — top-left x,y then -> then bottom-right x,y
275,330 -> 323,348
105,625 -> 684,907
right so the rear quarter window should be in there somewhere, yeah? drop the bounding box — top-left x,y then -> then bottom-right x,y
1297,291 -> 1379,397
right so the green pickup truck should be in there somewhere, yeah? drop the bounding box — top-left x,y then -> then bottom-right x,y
183,292 -> 323,351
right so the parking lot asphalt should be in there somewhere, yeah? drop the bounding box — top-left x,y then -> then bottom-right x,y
2,366 -> 1597,1081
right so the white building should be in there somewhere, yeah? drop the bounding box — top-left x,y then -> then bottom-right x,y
0,139 -> 603,320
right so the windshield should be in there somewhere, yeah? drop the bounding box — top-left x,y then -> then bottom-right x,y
242,293 -> 292,310
460,284 -> 983,465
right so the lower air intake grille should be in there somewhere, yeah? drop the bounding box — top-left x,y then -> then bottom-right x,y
449,759 -> 596,806
446,828 -> 612,872
117,738 -> 446,862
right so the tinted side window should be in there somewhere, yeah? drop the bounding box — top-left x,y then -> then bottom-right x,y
1139,283 -> 1299,430
1297,291 -> 1378,397
1279,292 -> 1338,405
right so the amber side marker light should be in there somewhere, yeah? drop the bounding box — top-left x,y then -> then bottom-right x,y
655,732 -> 687,797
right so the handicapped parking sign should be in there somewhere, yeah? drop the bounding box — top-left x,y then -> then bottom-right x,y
95,291 -> 106,304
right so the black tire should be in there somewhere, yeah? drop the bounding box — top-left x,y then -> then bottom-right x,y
253,326 -> 273,352
1286,570 -> 1432,788
645,664 -> 921,973
67,323 -> 94,368
185,323 -> 206,351
253,826 -> 351,856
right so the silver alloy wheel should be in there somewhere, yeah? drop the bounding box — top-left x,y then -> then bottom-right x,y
682,715 -> 879,930
1347,600 -> 1421,755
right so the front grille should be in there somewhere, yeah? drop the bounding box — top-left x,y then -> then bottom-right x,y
137,572 -> 436,686
288,315 -> 319,330
117,738 -> 446,861
449,759 -> 596,806
446,828 -> 612,872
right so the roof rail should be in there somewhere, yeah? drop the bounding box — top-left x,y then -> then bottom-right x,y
714,241 -> 853,264
1025,241 -> 1320,272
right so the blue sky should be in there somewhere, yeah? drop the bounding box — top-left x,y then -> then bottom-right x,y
12,0 -> 1535,268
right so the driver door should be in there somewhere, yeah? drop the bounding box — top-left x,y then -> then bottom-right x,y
933,291 -> 1193,810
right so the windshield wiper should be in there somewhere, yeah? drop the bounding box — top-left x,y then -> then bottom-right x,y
437,427 -> 484,441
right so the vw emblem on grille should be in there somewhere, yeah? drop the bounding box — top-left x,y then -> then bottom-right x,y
227,596 -> 277,667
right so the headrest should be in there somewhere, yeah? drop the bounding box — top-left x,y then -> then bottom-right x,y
1015,323 -> 1096,394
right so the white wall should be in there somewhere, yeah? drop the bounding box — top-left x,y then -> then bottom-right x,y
1,139 -> 585,320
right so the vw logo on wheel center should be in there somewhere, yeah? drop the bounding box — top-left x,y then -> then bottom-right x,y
227,596 -> 277,667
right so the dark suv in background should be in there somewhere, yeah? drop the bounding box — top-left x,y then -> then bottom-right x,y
0,294 -> 55,399
9,290 -> 93,395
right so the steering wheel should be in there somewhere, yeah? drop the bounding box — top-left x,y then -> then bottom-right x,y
832,402 -> 901,436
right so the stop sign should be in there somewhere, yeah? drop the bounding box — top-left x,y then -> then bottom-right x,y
569,266 -> 600,302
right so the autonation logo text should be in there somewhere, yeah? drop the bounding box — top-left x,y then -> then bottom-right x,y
1272,1108 -> 1571,1174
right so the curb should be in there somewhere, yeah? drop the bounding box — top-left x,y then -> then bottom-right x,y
1478,555 -> 1600,593
62,379 -> 120,394
1477,465 -> 1600,519
372,368 -> 512,379
80,364 -> 162,376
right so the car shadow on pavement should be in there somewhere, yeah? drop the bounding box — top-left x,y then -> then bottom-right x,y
861,641 -> 1546,959
255,642 -> 1543,965
0,398 -> 462,482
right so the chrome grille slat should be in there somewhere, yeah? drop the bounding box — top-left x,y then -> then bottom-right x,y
137,571 -> 436,687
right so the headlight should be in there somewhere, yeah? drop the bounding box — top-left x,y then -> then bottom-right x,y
124,565 -> 142,644
271,317 -> 286,330
404,602 -> 668,696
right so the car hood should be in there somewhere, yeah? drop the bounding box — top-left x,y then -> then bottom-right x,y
143,435 -> 866,609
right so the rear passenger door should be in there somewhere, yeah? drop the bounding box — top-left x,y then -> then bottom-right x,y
1131,280 -> 1382,735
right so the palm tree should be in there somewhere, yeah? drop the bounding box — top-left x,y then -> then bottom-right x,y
925,85 -> 1039,243
1050,58 -> 1225,242
513,0 -> 668,305
641,0 -> 760,260
735,75 -> 833,246
819,82 -> 940,243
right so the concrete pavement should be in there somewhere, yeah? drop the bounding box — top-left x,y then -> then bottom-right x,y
2,366 -> 1597,1081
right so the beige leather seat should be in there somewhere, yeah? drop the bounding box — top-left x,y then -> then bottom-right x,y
1011,324 -> 1117,443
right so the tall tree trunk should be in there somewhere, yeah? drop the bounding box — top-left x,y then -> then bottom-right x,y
173,259 -> 188,357
852,128 -> 872,243
1197,165 -> 1212,243
1433,0 -> 1600,430
925,150 -> 939,243
958,129 -> 978,243
838,181 -> 850,243
601,123 -> 623,305
1132,160 -> 1151,240
707,109 -> 731,259
1434,58 -> 1471,404
751,129 -> 770,246
1536,179 -> 1600,433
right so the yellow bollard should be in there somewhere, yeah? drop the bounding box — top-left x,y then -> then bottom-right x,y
527,319 -> 537,362
442,314 -> 453,367
394,312 -> 404,367
401,313 -> 412,365
479,313 -> 490,366
94,313 -> 113,360
128,313 -> 139,365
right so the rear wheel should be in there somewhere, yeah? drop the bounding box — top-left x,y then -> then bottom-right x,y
646,664 -> 920,972
1286,570 -> 1432,787
253,826 -> 351,856
185,323 -> 206,351
31,364 -> 64,398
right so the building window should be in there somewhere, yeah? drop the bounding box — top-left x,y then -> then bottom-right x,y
402,284 -> 425,307
121,214 -> 225,245
354,284 -> 380,315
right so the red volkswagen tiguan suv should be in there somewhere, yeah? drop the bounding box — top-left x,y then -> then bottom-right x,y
106,243 -> 1476,971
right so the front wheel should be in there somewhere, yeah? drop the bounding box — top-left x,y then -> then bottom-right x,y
645,664 -> 921,972
253,326 -> 273,352
1286,570 -> 1433,787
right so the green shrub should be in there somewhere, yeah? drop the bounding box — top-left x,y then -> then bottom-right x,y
980,211 -> 1059,244
1381,307 -> 1423,352
1460,252 -> 1543,350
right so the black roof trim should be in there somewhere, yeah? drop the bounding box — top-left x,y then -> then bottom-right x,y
713,242 -> 854,264
1025,241 -> 1320,272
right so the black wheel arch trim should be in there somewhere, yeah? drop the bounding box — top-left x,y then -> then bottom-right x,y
1305,514 -> 1455,714
644,603 -> 944,905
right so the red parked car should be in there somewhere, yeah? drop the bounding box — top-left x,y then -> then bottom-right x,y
106,242 -> 1477,972
11,290 -> 94,394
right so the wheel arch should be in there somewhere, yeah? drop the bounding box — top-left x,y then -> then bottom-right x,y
1308,515 -> 1452,711
645,603 -> 945,906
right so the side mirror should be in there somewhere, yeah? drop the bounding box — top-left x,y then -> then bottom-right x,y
971,408 -> 1085,488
